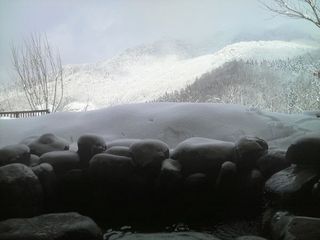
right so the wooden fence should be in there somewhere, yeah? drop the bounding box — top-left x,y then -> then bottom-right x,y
0,109 -> 50,119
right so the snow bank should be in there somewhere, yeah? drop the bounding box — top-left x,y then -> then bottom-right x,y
0,103 -> 318,149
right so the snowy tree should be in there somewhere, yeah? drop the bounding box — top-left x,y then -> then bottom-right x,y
261,0 -> 320,29
11,33 -> 64,112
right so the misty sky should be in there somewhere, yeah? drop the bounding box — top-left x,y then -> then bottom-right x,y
0,0 -> 319,83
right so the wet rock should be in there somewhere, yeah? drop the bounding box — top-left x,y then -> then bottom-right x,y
39,150 -> 80,176
216,161 -> 237,200
235,136 -> 268,172
105,146 -> 132,158
130,139 -> 169,177
0,163 -> 43,220
270,211 -> 320,240
27,133 -> 70,156
89,153 -> 135,217
31,163 -> 57,210
257,149 -> 289,179
265,165 -> 319,206
156,158 -> 183,198
240,169 -> 264,204
112,232 -> 219,240
172,137 -> 235,179
30,154 -> 40,166
0,212 -> 102,240
77,134 -> 106,168
0,144 -> 30,167
89,153 -> 134,184
286,134 -> 320,166
183,173 -> 210,210
312,180 -> 320,201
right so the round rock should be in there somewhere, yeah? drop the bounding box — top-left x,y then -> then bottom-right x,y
286,134 -> 320,166
27,133 -> 70,156
130,139 -> 169,177
216,161 -> 237,198
39,150 -> 80,176
105,146 -> 132,158
0,163 -> 43,220
0,212 -> 102,240
0,144 -> 30,167
172,137 -> 235,178
77,134 -> 106,168
32,163 -> 57,210
157,159 -> 182,191
89,153 -> 134,184
257,149 -> 289,179
265,165 -> 319,205
235,136 -> 268,172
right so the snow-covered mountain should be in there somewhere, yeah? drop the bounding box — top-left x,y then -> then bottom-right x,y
1,40 -> 318,111
61,40 -> 317,110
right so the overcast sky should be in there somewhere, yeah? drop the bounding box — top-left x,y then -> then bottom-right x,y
0,0 -> 319,83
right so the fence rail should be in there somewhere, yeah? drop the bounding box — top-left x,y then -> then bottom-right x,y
0,109 -> 50,118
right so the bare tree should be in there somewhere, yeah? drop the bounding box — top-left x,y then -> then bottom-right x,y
11,33 -> 63,112
261,0 -> 320,29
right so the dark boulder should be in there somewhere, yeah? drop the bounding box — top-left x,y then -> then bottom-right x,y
89,153 -> 134,184
0,144 -> 30,167
0,163 -> 43,220
39,150 -> 80,176
270,211 -> 320,240
235,136 -> 268,172
105,146 -> 132,158
312,179 -> 320,201
183,173 -> 211,216
130,139 -> 169,177
239,169 -> 264,204
77,134 -> 106,168
27,133 -> 70,156
257,149 -> 289,179
0,212 -> 102,240
265,165 -> 319,206
172,137 -> 235,179
31,163 -> 57,210
216,161 -> 237,200
89,153 -> 135,220
156,159 -> 183,198
30,154 -> 40,166
286,134 -> 320,166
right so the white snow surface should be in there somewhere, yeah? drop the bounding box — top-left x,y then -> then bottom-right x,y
61,40 -> 316,108
0,103 -> 319,150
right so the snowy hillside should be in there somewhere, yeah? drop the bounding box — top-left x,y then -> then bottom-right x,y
0,103 -> 319,150
0,40 -> 317,111
61,40 -> 317,109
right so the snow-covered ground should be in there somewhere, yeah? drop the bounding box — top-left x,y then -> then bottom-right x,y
1,40 -> 317,111
0,103 -> 319,150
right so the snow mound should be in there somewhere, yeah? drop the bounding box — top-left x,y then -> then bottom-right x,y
0,103 -> 318,150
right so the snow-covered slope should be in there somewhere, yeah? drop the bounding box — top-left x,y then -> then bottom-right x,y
62,40 -> 317,108
0,103 -> 319,149
0,40 -> 317,111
